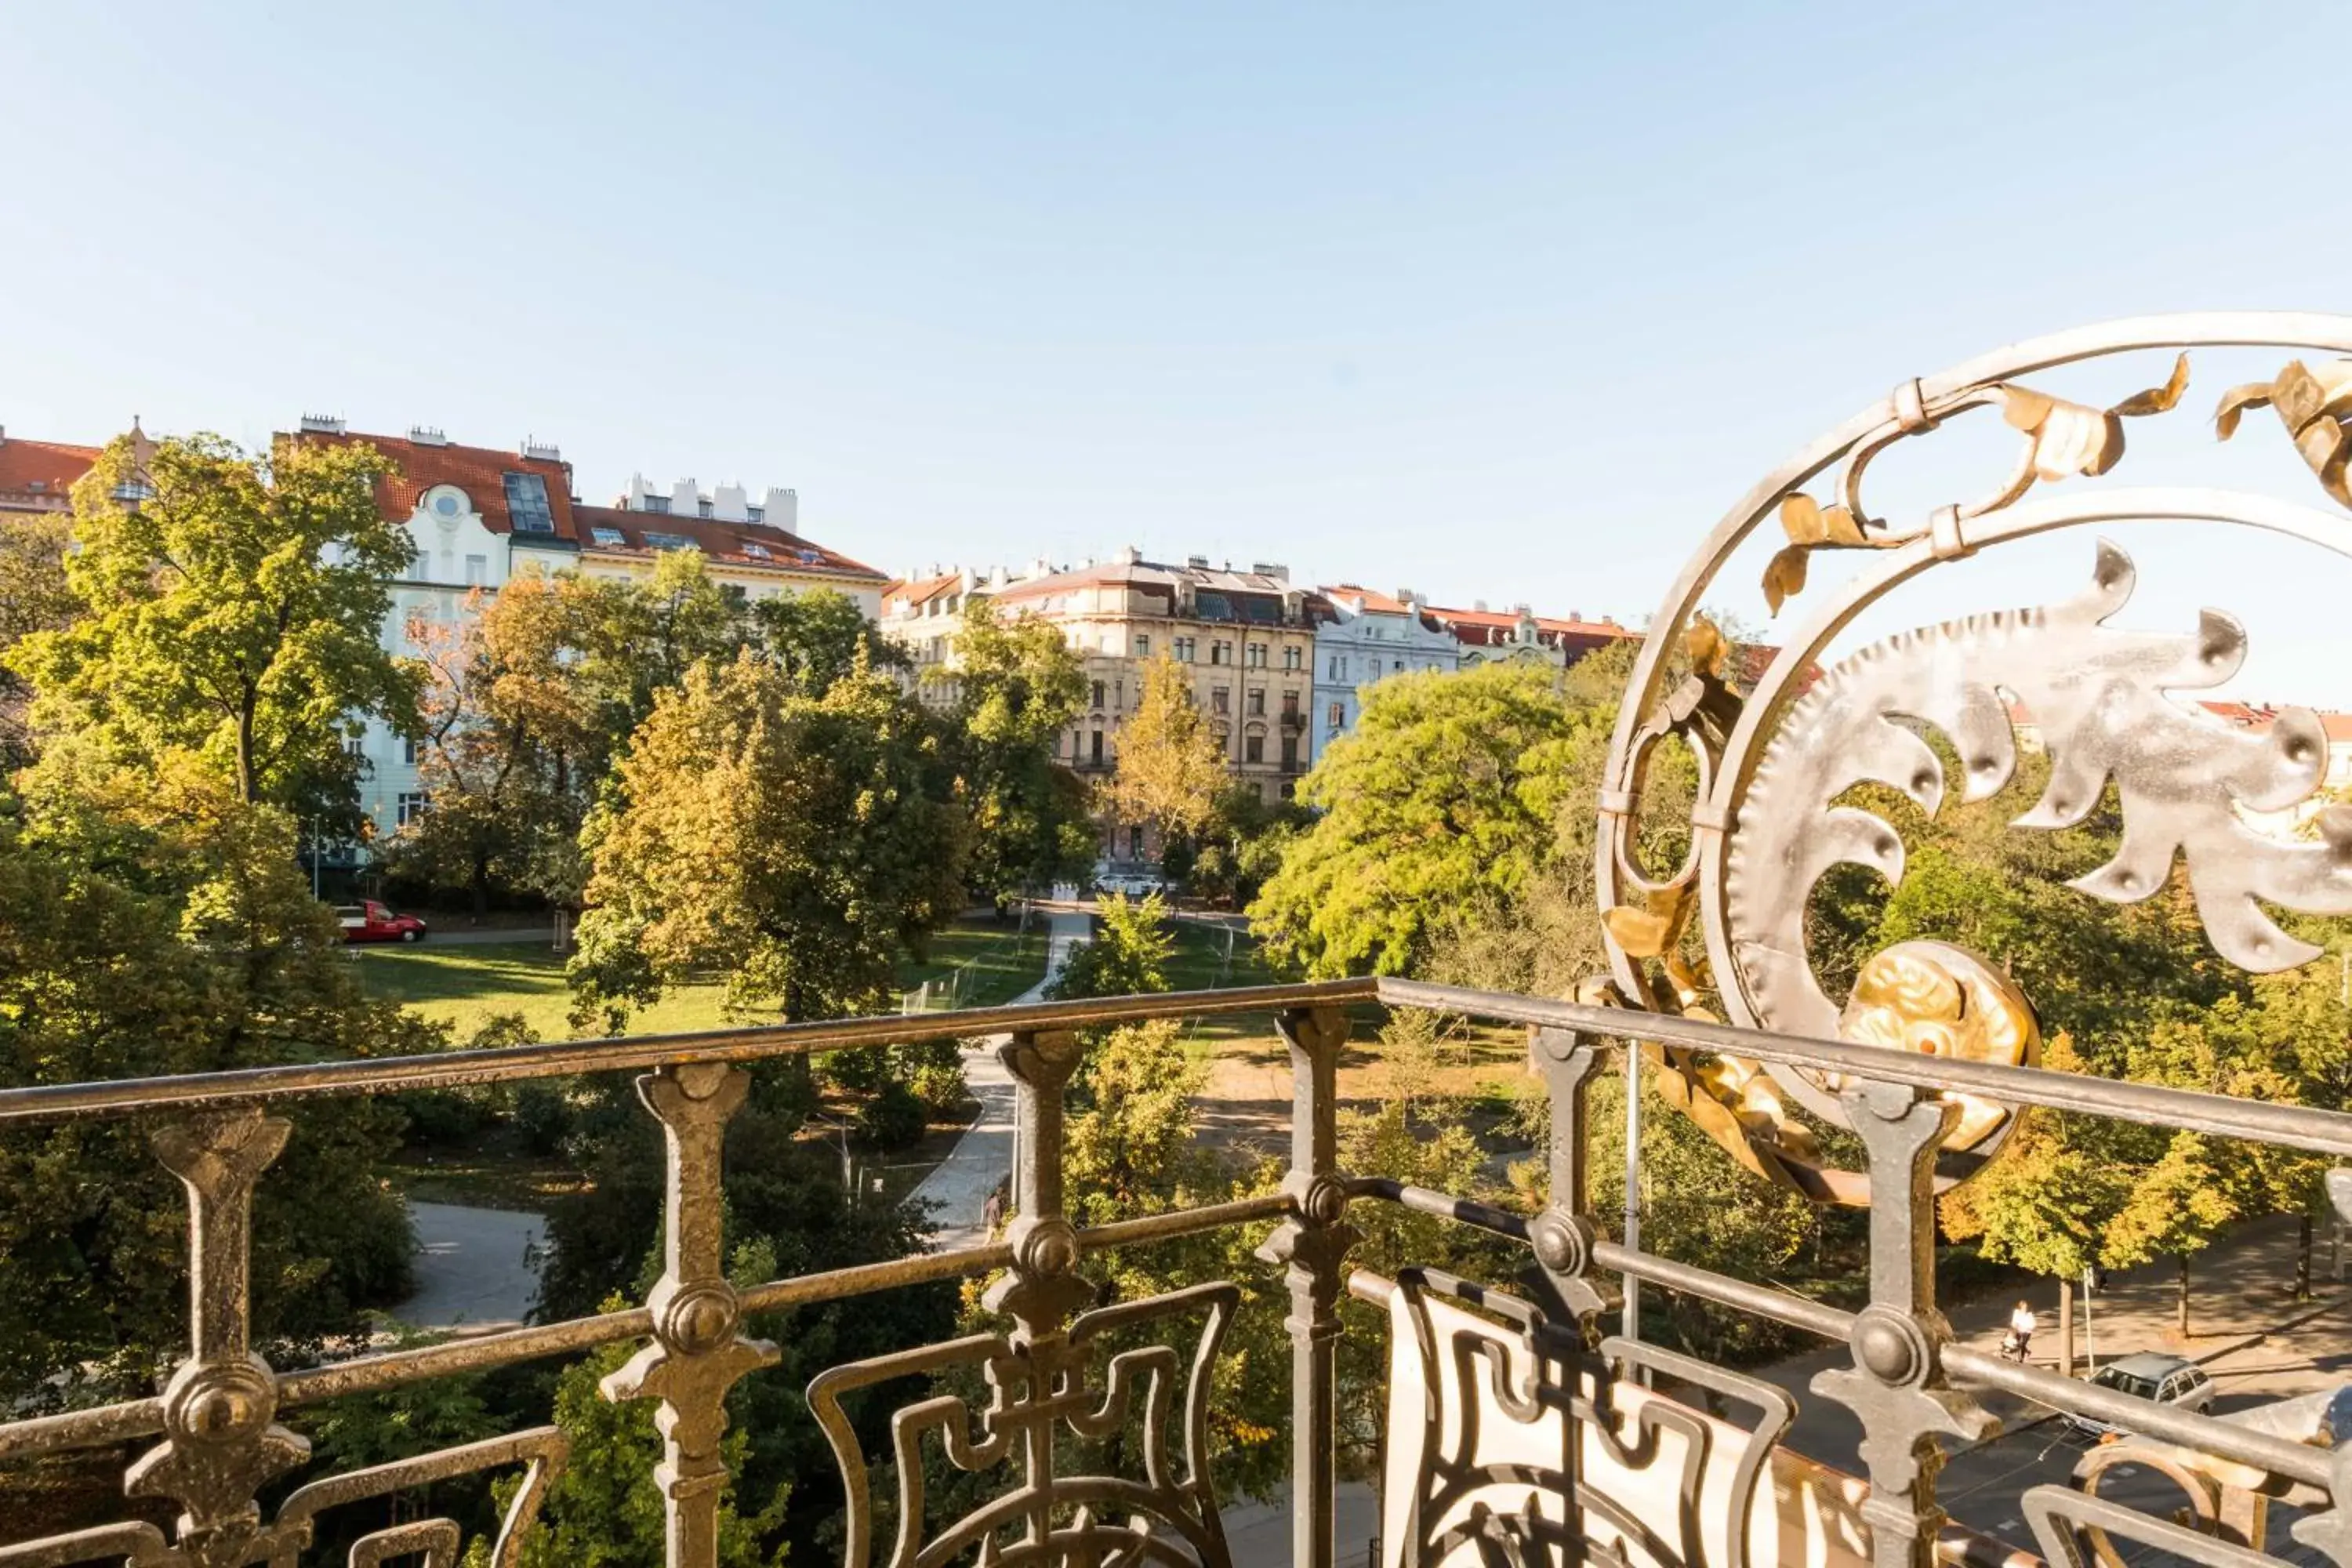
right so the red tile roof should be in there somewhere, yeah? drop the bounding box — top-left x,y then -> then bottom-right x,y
1423,604 -> 1635,648
285,428 -> 581,539
572,504 -> 884,583
2321,712 -> 2352,743
883,571 -> 964,614
1320,583 -> 1411,615
0,436 -> 102,506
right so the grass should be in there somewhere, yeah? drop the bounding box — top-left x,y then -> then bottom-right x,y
354,919 -> 1050,1040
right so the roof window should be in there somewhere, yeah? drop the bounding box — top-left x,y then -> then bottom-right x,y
641,531 -> 698,553
502,472 -> 555,533
590,526 -> 628,547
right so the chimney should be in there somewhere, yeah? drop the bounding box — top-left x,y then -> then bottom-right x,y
298,412 -> 347,434
1569,608 -> 1582,622
1185,554 -> 1210,572
1474,599 -> 1489,613
1250,561 -> 1290,582
760,487 -> 798,532
1395,587 -> 1414,608
710,481 -> 750,523
670,477 -> 700,517
1,425 -> 9,445
408,425 -> 449,446
520,437 -> 561,463
1122,544 -> 1143,564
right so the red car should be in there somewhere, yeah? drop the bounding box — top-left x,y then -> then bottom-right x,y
337,900 -> 429,943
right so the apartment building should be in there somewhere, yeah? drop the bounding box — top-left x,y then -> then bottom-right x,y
0,423 -> 131,516
284,419 -> 885,840
979,550 -> 1321,855
1312,584 -> 1461,757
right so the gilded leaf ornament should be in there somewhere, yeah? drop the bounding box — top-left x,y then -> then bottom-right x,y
2216,358 -> 2352,509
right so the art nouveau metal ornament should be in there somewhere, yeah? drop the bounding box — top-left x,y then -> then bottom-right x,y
1596,314 -> 2352,1209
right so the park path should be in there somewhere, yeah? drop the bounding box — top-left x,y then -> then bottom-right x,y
394,1201 -> 546,1331
909,906 -> 1094,1250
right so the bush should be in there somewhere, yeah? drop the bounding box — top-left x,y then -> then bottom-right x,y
855,1080 -> 928,1150
510,1081 -> 572,1156
907,1062 -> 968,1114
393,1087 -> 496,1147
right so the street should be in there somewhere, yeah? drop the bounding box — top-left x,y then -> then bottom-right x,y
1934,1301 -> 2352,1563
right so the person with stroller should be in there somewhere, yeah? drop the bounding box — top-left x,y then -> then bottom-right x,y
2002,1300 -> 2036,1363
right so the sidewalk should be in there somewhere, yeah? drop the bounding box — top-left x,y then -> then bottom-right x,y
1754,1212 -> 2347,1464
907,906 -> 1093,1250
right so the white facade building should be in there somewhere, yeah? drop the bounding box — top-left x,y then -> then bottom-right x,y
286,419 -> 885,842
1311,585 -> 1461,760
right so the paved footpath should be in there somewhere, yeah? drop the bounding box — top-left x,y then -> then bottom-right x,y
394,1200 -> 546,1331
909,906 -> 1093,1250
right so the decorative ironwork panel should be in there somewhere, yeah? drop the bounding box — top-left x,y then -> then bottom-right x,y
1373,1266 -> 1794,1568
808,1281 -> 1240,1568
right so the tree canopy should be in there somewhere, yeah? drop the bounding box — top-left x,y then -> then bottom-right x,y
9,433 -> 419,828
948,599 -> 1093,906
1102,654 -> 1226,844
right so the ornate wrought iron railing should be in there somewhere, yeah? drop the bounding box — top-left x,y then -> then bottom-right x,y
5,977 -> 2352,1568
16,312 -> 2352,1568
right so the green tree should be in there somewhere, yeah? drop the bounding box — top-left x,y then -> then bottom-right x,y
949,600 -> 1093,908
1252,662 -> 1584,978
9,433 -> 421,827
0,509 -> 74,768
568,654 -> 966,1031
0,760 -> 421,1406
1102,655 -> 1226,846
1044,893 -> 1174,1007
749,586 -> 905,695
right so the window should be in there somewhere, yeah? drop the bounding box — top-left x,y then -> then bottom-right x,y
1174,636 -> 1196,661
1134,635 -> 1150,657
464,554 -> 487,586
1245,641 -> 1268,668
1247,688 -> 1265,717
1280,735 -> 1298,771
1283,645 -> 1301,671
1127,825 -> 1145,858
502,472 -> 555,533
403,736 -> 419,765
1329,655 -> 1345,680
1328,700 -> 1345,729
723,585 -> 747,606
1210,641 -> 1229,666
641,532 -> 697,552
642,494 -> 671,515
1211,687 -> 1229,715
590,526 -> 628,547
1244,735 -> 1264,764
1114,679 -> 1124,710
1091,680 -> 1105,710
1090,731 -> 1105,766
1282,690 -> 1299,718
742,541 -> 772,560
397,791 -> 428,826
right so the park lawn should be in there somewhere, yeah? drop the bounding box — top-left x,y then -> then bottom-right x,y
356,918 -> 1048,1040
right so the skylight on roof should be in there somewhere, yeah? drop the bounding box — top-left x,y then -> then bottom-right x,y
502,472 -> 555,533
741,541 -> 772,560
590,526 -> 627,547
641,532 -> 698,553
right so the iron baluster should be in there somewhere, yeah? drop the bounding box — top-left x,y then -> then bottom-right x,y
124,1109 -> 309,1567
601,1062 -> 779,1568
1254,1004 -> 1355,1568
1812,1082 -> 1994,1568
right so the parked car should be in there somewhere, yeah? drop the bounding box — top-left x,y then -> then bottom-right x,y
2065,1352 -> 2214,1435
336,899 -> 429,944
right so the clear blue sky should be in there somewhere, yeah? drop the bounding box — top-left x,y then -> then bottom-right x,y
7,3 -> 2352,698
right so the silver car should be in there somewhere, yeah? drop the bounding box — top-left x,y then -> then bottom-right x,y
2065,1352 -> 2215,1435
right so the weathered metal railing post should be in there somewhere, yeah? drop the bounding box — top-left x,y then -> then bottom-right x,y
125,1109 -> 309,1563
982,1029 -> 1094,1554
1527,1025 -> 1606,1323
1256,1005 -> 1356,1568
603,1062 -> 779,1568
1812,1083 -> 1994,1568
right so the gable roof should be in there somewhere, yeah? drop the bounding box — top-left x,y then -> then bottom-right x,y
572,504 -> 885,583
1422,604 -> 1635,648
0,436 -> 103,507
284,427 -> 582,540
883,571 -> 965,614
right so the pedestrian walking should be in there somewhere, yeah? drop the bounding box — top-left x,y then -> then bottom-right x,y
2002,1300 -> 2035,1363
982,1188 -> 1004,1236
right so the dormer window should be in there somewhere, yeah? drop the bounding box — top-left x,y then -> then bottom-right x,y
426,487 -> 469,520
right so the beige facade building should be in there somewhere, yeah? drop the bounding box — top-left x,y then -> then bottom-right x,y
916,550 -> 1317,858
